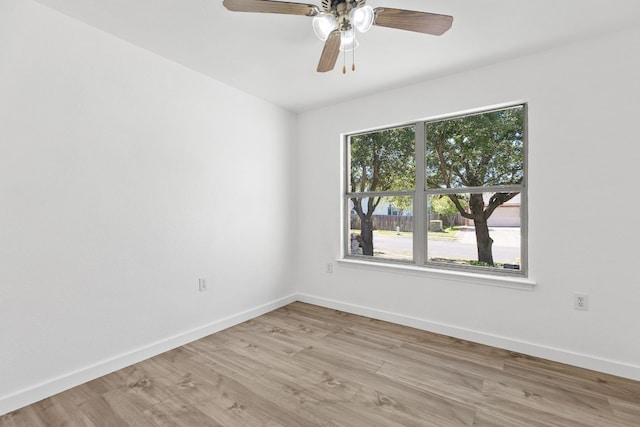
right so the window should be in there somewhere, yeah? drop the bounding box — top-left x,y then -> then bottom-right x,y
344,104 -> 527,276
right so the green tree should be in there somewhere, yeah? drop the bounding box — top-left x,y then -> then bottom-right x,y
429,195 -> 466,228
350,126 -> 415,255
426,107 -> 524,265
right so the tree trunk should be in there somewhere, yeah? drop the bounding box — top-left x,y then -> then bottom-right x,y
360,216 -> 374,256
467,193 -> 494,265
474,218 -> 494,265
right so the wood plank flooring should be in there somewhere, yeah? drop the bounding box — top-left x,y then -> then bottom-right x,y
2,302 -> 639,426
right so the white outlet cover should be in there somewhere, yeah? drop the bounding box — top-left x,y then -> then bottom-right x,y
574,293 -> 589,311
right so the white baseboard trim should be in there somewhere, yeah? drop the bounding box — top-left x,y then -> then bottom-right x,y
296,293 -> 640,382
0,293 -> 297,416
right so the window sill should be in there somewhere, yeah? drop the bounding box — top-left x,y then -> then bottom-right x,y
336,258 -> 535,291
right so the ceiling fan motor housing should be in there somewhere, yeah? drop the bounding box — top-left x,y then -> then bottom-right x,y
323,0 -> 361,13
325,0 -> 361,31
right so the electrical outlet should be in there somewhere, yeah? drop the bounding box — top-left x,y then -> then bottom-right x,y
199,278 -> 207,292
574,293 -> 588,311
326,263 -> 333,274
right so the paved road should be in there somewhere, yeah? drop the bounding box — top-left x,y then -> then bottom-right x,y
370,227 -> 520,264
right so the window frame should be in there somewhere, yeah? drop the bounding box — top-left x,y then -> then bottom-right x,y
342,102 -> 528,279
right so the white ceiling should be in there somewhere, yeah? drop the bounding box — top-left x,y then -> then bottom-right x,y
33,0 -> 640,113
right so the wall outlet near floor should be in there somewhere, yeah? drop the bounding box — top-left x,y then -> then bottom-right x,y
198,278 -> 208,292
326,263 -> 333,274
574,293 -> 589,311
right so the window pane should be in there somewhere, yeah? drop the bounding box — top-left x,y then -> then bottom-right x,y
349,196 -> 413,262
425,106 -> 524,189
350,126 -> 415,193
427,193 -> 521,270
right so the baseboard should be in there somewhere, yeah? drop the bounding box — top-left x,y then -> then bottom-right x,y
296,293 -> 640,382
0,293 -> 297,416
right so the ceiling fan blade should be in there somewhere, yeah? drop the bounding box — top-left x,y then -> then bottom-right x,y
374,8 -> 453,36
317,30 -> 341,72
223,0 -> 319,16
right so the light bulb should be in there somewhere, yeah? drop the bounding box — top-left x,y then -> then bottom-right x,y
312,13 -> 338,41
350,5 -> 374,33
339,28 -> 359,52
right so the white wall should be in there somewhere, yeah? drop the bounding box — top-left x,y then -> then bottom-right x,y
295,26 -> 640,380
0,0 -> 296,414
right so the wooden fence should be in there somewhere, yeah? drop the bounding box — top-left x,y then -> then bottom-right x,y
350,213 -> 466,232
350,215 -> 414,232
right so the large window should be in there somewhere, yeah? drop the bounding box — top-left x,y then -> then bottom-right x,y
344,104 -> 527,276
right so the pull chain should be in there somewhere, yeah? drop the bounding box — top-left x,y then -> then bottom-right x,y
343,32 -> 356,74
343,48 -> 346,74
352,36 -> 356,72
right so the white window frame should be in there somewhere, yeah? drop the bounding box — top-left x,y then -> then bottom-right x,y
341,102 -> 530,286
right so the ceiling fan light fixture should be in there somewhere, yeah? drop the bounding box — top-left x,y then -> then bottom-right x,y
312,13 -> 338,41
339,28 -> 359,52
350,5 -> 374,33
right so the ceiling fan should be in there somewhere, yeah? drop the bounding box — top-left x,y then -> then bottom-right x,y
222,0 -> 453,73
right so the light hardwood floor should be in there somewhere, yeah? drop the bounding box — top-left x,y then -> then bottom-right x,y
2,302 -> 640,426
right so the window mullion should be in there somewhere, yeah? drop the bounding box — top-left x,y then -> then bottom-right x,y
343,135 -> 352,258
413,122 -> 426,264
